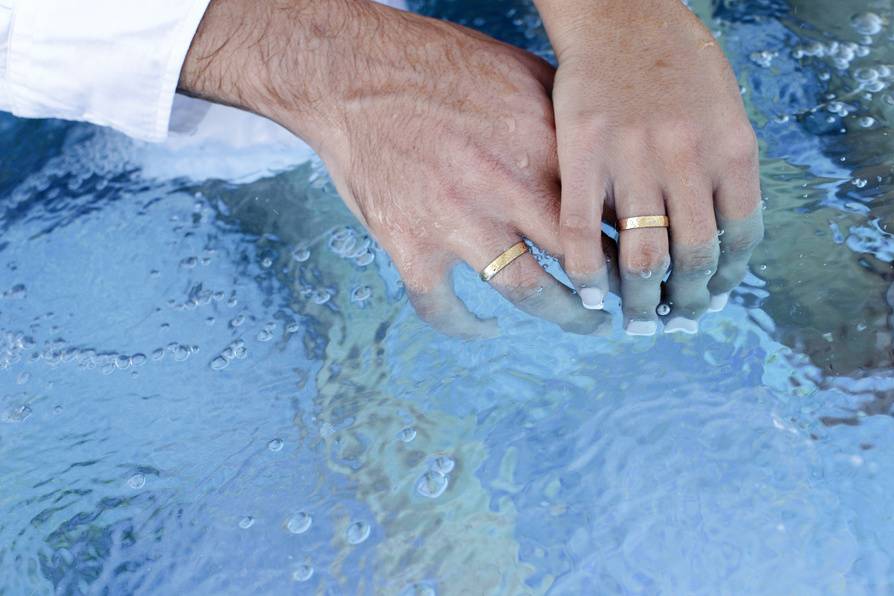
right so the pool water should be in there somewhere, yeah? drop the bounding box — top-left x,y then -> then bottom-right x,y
2,0 -> 894,594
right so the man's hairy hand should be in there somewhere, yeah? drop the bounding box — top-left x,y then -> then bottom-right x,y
180,0 -> 610,336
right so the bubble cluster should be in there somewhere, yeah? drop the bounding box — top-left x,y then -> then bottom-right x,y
415,455 -> 456,499
327,227 -> 376,267
210,339 -> 248,371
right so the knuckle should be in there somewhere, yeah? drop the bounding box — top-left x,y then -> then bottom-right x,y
723,124 -> 759,168
673,242 -> 721,275
722,225 -> 764,255
496,261 -> 542,292
622,240 -> 670,277
560,212 -> 599,238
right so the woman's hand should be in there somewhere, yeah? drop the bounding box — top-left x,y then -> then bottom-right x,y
535,0 -> 764,335
181,0 -> 610,336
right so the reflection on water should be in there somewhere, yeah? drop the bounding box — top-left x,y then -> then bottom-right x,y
2,0 -> 894,593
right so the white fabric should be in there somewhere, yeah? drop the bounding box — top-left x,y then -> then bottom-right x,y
0,0 -> 406,148
0,0 -> 211,141
0,0 -> 408,183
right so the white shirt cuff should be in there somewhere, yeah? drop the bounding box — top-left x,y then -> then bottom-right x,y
4,0 -> 211,142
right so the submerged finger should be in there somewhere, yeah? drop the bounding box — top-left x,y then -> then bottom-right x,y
399,252 -> 498,338
457,228 -> 610,335
616,184 -> 670,336
663,180 -> 719,334
709,130 -> 763,311
708,210 -> 764,311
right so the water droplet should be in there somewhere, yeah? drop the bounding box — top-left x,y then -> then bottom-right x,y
404,584 -> 437,596
851,12 -> 883,36
416,470 -> 448,499
351,286 -> 372,304
268,438 -> 284,452
2,404 -> 32,423
210,356 -> 229,371
355,252 -> 375,267
311,290 -> 331,305
127,473 -> 146,489
430,456 -> 455,475
345,521 -> 371,545
292,564 -> 314,582
397,427 -> 417,443
329,228 -> 357,256
261,256 -> 273,269
291,247 -> 311,262
858,116 -> 876,128
238,516 -> 255,529
286,512 -> 312,534
639,270 -> 653,280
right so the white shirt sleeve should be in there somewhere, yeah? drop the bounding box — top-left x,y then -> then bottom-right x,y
0,0 -> 211,142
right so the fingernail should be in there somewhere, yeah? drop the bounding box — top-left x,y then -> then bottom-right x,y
625,320 -> 657,336
664,317 -> 699,335
580,288 -> 605,310
708,293 -> 730,313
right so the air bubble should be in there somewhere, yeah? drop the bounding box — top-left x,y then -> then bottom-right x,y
311,290 -> 331,305
345,521 -> 371,545
416,470 -> 449,499
210,357 -> 229,371
268,438 -> 284,452
656,304 -> 671,316
430,456 -> 455,475
858,116 -> 876,128
355,252 -> 375,267
238,516 -> 255,529
397,427 -> 417,443
292,564 -> 314,582
351,286 -> 372,304
291,247 -> 311,262
851,12 -> 883,36
287,512 -> 312,534
127,473 -> 146,489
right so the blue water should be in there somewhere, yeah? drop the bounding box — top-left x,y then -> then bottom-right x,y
2,0 -> 894,594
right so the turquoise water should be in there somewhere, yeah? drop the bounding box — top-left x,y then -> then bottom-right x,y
2,0 -> 894,594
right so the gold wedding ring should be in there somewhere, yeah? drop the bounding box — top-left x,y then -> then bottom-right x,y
480,241 -> 529,282
617,215 -> 670,231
